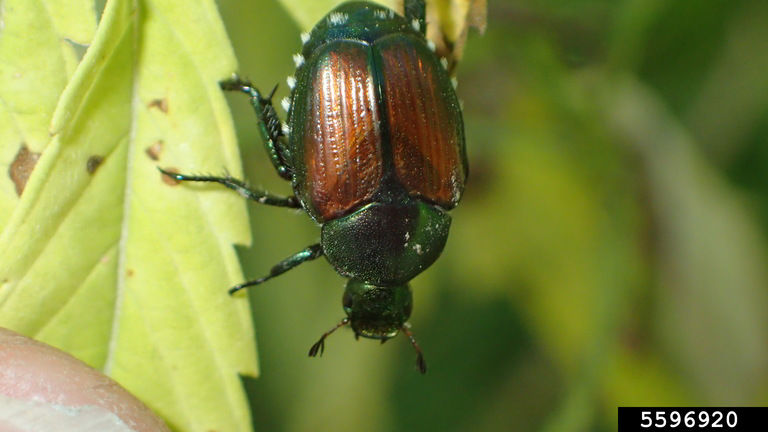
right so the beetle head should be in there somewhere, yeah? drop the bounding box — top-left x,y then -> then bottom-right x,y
342,279 -> 412,339
307,279 -> 426,373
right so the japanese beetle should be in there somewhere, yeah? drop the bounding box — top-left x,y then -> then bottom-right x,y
161,0 -> 467,374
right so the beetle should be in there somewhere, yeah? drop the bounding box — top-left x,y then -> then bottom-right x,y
160,0 -> 467,373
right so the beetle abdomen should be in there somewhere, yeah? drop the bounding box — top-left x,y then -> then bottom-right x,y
377,34 -> 466,209
301,40 -> 384,221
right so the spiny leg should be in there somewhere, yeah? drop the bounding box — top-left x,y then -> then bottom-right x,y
220,76 -> 292,180
158,167 -> 299,208
401,323 -> 427,374
405,0 -> 426,36
308,318 -> 350,357
228,244 -> 324,295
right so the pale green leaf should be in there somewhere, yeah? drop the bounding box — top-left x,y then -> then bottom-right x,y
0,0 -> 96,231
0,0 -> 257,430
42,0 -> 98,45
606,77 -> 768,403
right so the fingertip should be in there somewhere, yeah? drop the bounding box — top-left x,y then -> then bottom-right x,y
0,328 -> 169,432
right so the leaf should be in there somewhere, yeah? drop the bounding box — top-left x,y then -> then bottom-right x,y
605,77 -> 768,403
685,1 -> 768,160
0,0 -> 96,231
0,0 -> 257,430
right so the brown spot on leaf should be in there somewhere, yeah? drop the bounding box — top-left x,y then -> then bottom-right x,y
160,167 -> 181,185
148,98 -> 169,113
87,155 -> 104,174
126,269 -> 134,277
145,140 -> 164,161
9,144 -> 41,196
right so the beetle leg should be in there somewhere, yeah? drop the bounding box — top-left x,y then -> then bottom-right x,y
308,317 -> 350,357
158,167 -> 300,208
228,244 -> 324,294
404,0 -> 426,36
401,324 -> 427,374
220,76 -> 293,181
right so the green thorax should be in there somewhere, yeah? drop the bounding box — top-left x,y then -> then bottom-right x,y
302,2 -> 421,54
322,197 -> 451,285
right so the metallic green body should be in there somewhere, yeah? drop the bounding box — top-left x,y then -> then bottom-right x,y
286,3 -> 461,333
163,0 -> 466,373
322,200 -> 451,285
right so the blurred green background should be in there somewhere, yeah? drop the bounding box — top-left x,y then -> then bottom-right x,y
216,0 -> 768,430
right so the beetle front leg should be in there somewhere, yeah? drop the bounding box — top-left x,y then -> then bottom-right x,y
229,244 -> 324,294
158,167 -> 300,208
220,76 -> 292,181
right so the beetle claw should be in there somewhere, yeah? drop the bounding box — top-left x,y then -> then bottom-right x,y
308,339 -> 325,357
416,352 -> 427,374
308,317 -> 349,359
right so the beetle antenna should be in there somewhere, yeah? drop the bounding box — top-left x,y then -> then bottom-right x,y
308,317 -> 349,357
401,324 -> 427,374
